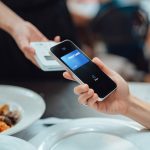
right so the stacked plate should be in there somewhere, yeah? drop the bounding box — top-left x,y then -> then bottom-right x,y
0,85 -> 46,150
0,135 -> 37,150
30,118 -> 145,150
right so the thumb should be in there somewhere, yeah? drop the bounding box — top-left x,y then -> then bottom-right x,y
54,36 -> 61,42
18,38 -> 35,55
92,57 -> 114,76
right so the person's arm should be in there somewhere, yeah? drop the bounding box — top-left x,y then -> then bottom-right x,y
63,57 -> 150,129
126,95 -> 150,129
0,2 -> 50,66
0,1 -> 23,34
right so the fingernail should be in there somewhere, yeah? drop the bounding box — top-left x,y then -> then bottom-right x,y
88,89 -> 93,94
97,98 -> 102,101
83,84 -> 88,88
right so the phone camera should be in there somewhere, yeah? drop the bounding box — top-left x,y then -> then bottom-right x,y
62,47 -> 66,51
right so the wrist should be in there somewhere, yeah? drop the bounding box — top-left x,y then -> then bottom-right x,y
118,93 -> 132,116
0,1 -> 24,35
6,18 -> 24,36
124,94 -> 150,129
124,94 -> 134,114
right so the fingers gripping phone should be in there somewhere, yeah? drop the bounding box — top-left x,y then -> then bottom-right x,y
50,40 -> 117,100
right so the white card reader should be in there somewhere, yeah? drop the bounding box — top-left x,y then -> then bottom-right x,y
30,41 -> 64,71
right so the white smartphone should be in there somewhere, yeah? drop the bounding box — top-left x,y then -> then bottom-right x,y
30,41 -> 64,71
50,40 -> 117,100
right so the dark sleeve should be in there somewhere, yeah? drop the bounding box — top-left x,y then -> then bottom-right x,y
1,0 -> 62,10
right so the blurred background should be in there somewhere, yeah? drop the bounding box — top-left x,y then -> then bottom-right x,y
67,0 -> 150,82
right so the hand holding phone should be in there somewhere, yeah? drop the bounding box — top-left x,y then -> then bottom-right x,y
50,40 -> 117,100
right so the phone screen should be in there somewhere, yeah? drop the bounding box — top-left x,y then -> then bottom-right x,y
51,40 -> 117,99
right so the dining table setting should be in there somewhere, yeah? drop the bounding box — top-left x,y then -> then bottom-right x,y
0,0 -> 150,149
0,77 -> 150,150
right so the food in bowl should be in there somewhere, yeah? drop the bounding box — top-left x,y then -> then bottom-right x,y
0,104 -> 20,132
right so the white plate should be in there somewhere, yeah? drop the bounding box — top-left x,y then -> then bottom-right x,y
0,135 -> 37,150
30,118 -> 144,150
0,85 -> 45,135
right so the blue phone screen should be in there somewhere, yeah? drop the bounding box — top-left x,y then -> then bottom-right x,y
61,50 -> 89,70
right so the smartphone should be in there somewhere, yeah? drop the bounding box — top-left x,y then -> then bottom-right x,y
50,40 -> 117,100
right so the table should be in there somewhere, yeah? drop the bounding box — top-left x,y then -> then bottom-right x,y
1,78 -> 150,119
0,78 -> 150,143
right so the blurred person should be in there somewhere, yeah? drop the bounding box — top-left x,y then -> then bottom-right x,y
63,57 -> 150,129
0,0 -> 78,79
67,0 -> 149,81
91,0 -> 150,74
